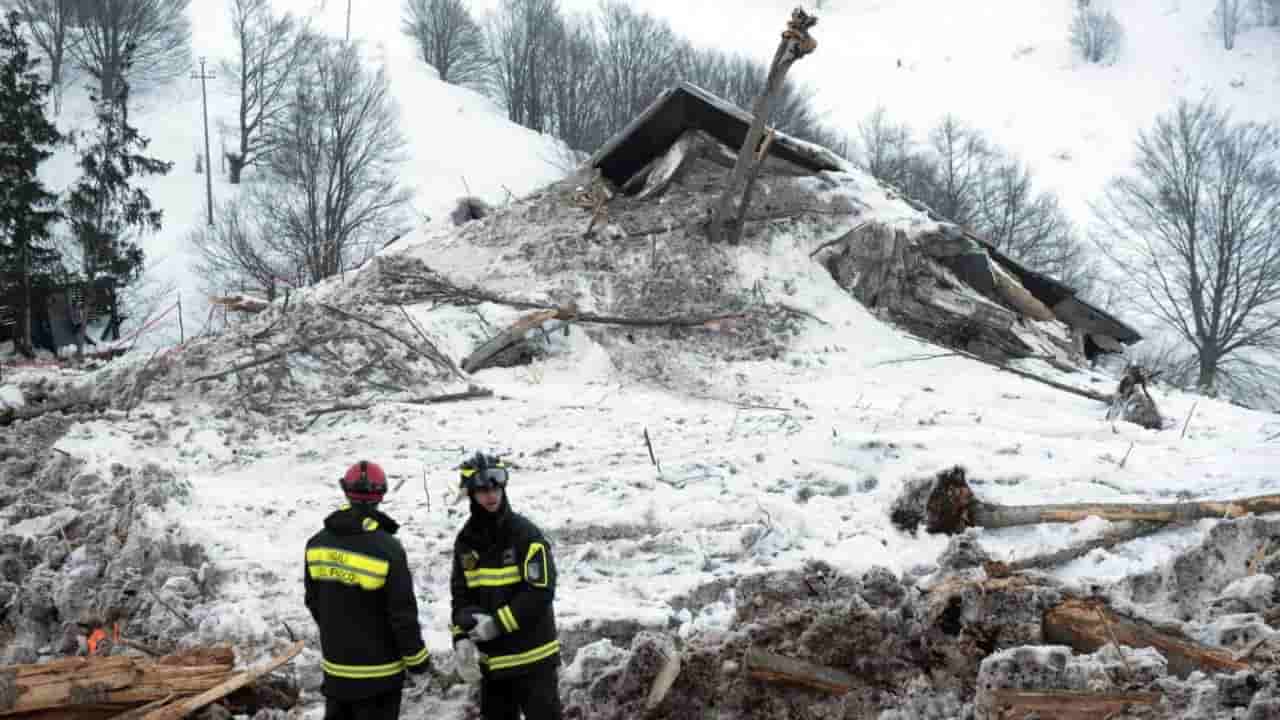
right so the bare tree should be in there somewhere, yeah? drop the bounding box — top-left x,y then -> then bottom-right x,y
402,0 -> 487,86
542,10 -> 602,151
1068,5 -> 1123,63
681,47 -> 824,142
486,0 -> 560,132
922,114 -> 993,225
1213,0 -> 1246,50
222,0 -> 315,184
189,198 -> 294,300
70,0 -> 191,101
855,106 -> 915,187
974,158 -> 1079,272
255,40 -> 410,285
594,0 -> 680,136
10,0 -> 79,110
1093,98 -> 1280,398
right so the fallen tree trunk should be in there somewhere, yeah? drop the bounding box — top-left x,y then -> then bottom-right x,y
900,465 -> 1280,535
744,647 -> 858,694
984,522 -> 1168,576
1043,598 -> 1249,678
985,689 -> 1162,719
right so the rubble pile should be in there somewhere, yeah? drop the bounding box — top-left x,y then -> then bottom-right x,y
0,421 -> 212,665
560,525 -> 1280,720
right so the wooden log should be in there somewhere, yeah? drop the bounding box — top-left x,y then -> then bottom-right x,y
138,640 -> 303,720
984,522 -> 1168,576
644,649 -> 681,710
986,689 -> 1161,719
1043,598 -> 1249,678
908,465 -> 1280,535
709,9 -> 818,245
744,647 -> 858,694
0,662 -> 139,716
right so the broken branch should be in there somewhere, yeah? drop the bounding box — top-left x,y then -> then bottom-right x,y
190,333 -> 349,384
303,387 -> 496,429
319,303 -> 455,373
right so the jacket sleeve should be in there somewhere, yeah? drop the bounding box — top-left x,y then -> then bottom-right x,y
385,541 -> 429,670
493,527 -> 556,637
303,541 -> 316,619
449,543 -> 469,646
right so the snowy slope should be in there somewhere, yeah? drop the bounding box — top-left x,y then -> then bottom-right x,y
36,0 -> 569,348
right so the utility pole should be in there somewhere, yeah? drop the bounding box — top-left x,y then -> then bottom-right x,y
191,57 -> 215,227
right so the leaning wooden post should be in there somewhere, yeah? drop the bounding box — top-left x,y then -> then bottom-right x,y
709,7 -> 818,245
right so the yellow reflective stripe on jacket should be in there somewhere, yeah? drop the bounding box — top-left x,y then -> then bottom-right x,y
308,564 -> 386,590
463,565 -> 521,588
403,647 -> 429,667
322,658 -> 405,678
497,605 -> 519,633
306,548 -> 390,577
483,640 -> 560,671
306,547 -> 390,591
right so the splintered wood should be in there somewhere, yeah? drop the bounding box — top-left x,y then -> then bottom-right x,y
0,641 -> 301,719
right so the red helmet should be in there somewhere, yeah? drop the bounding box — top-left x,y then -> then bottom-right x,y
340,460 -> 387,503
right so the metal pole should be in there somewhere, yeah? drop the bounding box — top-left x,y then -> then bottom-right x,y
346,0 -> 351,41
191,58 -> 216,226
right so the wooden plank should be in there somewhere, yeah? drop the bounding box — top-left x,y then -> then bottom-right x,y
0,665 -> 139,716
744,647 -> 858,694
1044,598 -> 1248,678
988,689 -> 1161,719
138,641 -> 303,720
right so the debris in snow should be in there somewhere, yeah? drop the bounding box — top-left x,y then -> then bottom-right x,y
890,465 -> 1280,537
1108,364 -> 1165,430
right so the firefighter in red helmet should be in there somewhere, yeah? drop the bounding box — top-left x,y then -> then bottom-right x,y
305,460 -> 435,719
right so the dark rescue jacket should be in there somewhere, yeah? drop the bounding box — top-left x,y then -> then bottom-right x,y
305,505 -> 429,699
451,494 -> 559,679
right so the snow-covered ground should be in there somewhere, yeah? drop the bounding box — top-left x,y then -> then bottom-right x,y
8,180 -> 1277,714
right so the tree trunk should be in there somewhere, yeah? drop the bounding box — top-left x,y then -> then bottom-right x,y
18,239 -> 33,357
227,153 -> 244,184
1196,349 -> 1218,395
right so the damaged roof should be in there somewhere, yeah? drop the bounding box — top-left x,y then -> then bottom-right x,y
588,81 -> 846,187
589,81 -> 1141,349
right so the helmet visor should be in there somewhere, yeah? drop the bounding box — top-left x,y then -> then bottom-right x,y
461,466 -> 508,490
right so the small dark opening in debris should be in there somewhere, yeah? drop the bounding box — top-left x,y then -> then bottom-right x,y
450,196 -> 492,226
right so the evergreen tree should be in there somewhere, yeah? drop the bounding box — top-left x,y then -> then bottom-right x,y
0,10 -> 63,356
64,69 -> 172,350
